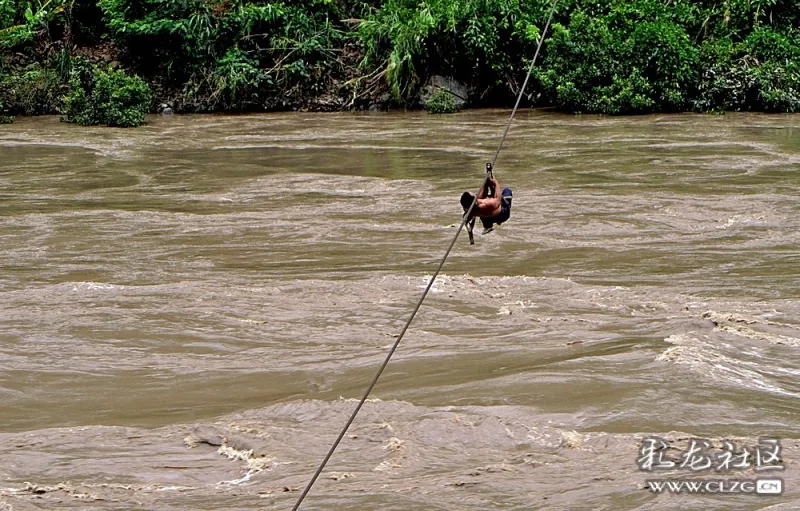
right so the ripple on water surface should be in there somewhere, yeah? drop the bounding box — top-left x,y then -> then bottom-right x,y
1,112 -> 799,510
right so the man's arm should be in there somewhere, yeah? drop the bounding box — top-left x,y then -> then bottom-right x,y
477,179 -> 488,199
476,177 -> 501,212
479,175 -> 498,199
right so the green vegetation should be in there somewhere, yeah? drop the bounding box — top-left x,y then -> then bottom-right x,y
694,28 -> 800,113
356,0 -> 544,104
538,0 -> 699,114
538,0 -> 800,114
0,99 -> 13,123
3,63 -> 63,115
95,0 -> 354,111
425,88 -> 460,114
0,0 -> 77,49
62,60 -> 151,126
0,0 -> 798,119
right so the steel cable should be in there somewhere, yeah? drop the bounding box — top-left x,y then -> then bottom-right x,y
292,2 -> 558,508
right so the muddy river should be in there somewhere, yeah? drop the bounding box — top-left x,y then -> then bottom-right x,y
1,111 -> 799,510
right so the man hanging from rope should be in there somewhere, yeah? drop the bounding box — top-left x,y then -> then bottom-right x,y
460,163 -> 513,243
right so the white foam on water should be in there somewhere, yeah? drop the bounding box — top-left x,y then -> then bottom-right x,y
71,282 -> 119,291
658,333 -> 800,398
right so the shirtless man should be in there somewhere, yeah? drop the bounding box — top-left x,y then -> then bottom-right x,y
460,175 -> 512,240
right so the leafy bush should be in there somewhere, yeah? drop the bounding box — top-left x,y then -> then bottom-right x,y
357,0 -> 546,104
3,64 -> 63,115
744,28 -> 800,112
97,0 -> 352,110
206,46 -> 273,111
694,29 -> 800,112
425,88 -> 460,113
0,100 -> 13,123
0,0 -> 13,28
538,0 -> 698,114
0,0 -> 38,48
0,48 -> 75,116
62,62 -> 152,126
0,0 -> 79,49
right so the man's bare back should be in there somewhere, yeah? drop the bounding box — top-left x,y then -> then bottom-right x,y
461,176 -> 502,217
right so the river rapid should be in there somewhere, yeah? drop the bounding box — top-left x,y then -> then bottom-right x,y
1,111 -> 799,510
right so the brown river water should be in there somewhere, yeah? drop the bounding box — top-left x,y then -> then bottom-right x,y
1,111 -> 799,510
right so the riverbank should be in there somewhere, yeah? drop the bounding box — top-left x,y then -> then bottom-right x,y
1,0 -> 799,123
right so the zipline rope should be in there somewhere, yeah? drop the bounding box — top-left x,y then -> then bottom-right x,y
292,1 -> 558,508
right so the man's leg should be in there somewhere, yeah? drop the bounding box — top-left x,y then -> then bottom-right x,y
467,217 -> 476,245
480,216 -> 494,235
502,187 -> 512,205
494,188 -> 512,226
